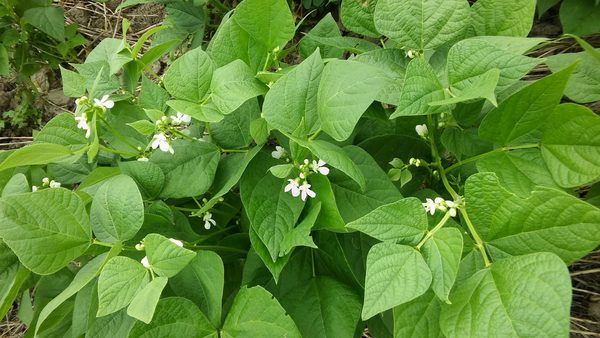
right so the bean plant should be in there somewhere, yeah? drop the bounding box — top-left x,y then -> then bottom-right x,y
1,0 -> 600,337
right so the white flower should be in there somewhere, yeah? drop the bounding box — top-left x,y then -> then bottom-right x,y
415,124 -> 428,138
422,198 -> 436,215
75,116 -> 91,138
49,180 -> 61,188
170,112 -> 192,126
312,159 -> 329,176
31,185 -> 38,192
93,95 -> 114,109
406,50 -> 417,58
137,157 -> 149,162
42,177 -> 50,186
284,179 -> 300,197
168,238 -> 184,247
75,96 -> 88,106
409,158 -> 422,167
135,243 -> 144,251
271,146 -> 287,159
445,200 -> 458,217
140,256 -> 150,268
151,133 -> 174,154
203,212 -> 217,230
298,182 -> 316,201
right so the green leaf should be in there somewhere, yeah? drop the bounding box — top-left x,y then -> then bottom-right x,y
393,290 -> 442,338
374,0 -> 470,50
233,0 -> 295,50
34,113 -> 88,151
139,76 -> 170,111
248,230 -> 291,282
211,98 -> 260,149
299,13 -> 344,60
422,228 -> 463,303
465,172 -> 600,263
546,50 -> 600,103
0,188 -> 91,275
36,244 -> 121,335
352,48 -> 408,105
222,286 -> 301,338
85,38 -> 130,75
129,297 -> 217,338
277,276 -> 362,338
347,198 -> 427,245
73,61 -> 120,97
2,173 -> 30,197
210,145 -> 263,200
269,164 -> 295,178
441,127 -> 493,159
390,58 -> 445,118
340,0 -> 379,37
560,0 -> 600,37
306,174 -> 346,231
541,103 -> 600,187
538,0 -> 560,16
279,202 -> 320,256
318,60 -> 384,141
249,117 -> 269,145
119,160 -> 165,199
470,0 -> 536,37
90,175 -> 144,243
23,6 -> 65,41
362,243 -> 432,320
87,309 -> 136,338
440,253 -> 571,337
479,64 -> 575,146
305,139 -> 366,191
0,260 -> 29,320
430,68 -> 500,107
163,47 -> 215,102
166,99 -> 224,123
127,276 -> 168,324
263,50 -> 324,135
127,120 -> 156,135
210,60 -> 267,115
150,140 -> 220,198
144,233 -> 196,277
59,66 -> 86,97
169,251 -> 224,328
97,256 -> 149,316
0,143 -> 74,171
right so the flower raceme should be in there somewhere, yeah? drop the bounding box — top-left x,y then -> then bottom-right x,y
93,95 -> 115,110
422,197 -> 460,217
282,158 -> 329,201
151,132 -> 174,154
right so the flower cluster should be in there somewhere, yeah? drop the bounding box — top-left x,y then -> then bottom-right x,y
149,113 -> 193,155
283,158 -> 329,201
73,95 -> 115,139
32,177 -> 61,192
271,146 -> 288,160
139,238 -> 183,269
422,197 -> 460,217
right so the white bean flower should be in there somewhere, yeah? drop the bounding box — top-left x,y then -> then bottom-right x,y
203,212 -> 217,230
93,95 -> 114,109
75,116 -> 91,138
31,186 -> 38,192
422,198 -> 437,215
446,200 -> 458,217
284,179 -> 300,197
170,112 -> 192,126
49,180 -> 61,188
151,132 -> 174,154
298,182 -> 316,201
311,159 -> 329,176
42,177 -> 50,186
168,238 -> 184,247
140,256 -> 150,268
271,146 -> 287,159
415,124 -> 428,138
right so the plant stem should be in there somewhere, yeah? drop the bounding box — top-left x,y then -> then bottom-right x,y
221,148 -> 248,153
308,128 -> 321,141
93,240 -> 113,248
416,212 -> 452,250
460,208 -> 491,267
445,143 -> 539,173
191,245 -> 247,254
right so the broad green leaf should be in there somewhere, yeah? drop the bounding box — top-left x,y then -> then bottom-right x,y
139,76 -> 170,112
390,58 -> 445,118
23,6 -> 65,41
90,175 -> 144,243
374,0 -> 470,50
87,309 -> 136,338
279,202 -> 320,256
465,172 -> 600,263
1,173 -> 29,197
541,103 -> 600,187
430,68 -> 500,107
210,60 -> 267,115
277,276 -> 362,338
169,251 -> 224,328
166,99 -> 224,123
318,60 -> 384,141
73,61 -> 120,97
144,233 -> 196,277
466,36 -> 547,55
269,164 -> 295,178
211,98 -> 260,149
303,139 -> 366,191
476,149 -> 559,196
48,155 -> 94,185
441,127 -> 493,160
163,47 -> 215,102
59,66 -> 86,97
470,0 -> 536,37
560,0 -> 600,37
77,167 -> 121,196
546,50 -> 600,103
306,174 -> 345,231
119,160 -> 165,199
363,243 -> 431,320
248,229 -> 291,282
127,276 -> 168,324
263,50 -> 324,135
233,0 -> 295,50
222,286 -> 302,338
299,13 -> 344,60
0,188 -> 91,275
393,290 -> 442,338
85,38 -> 130,75
165,1 -> 206,33
0,143 -> 74,171
97,256 -> 149,316
210,145 -> 263,200
150,140 -> 220,198
127,120 -> 156,135
347,197 -> 427,244
447,38 -> 541,95
303,34 -> 380,54
129,297 -> 217,338
352,49 -> 408,105
33,112 -> 86,151
249,117 -> 269,145
440,253 -> 570,338
36,244 -> 121,335
479,64 -> 575,146
0,255 -> 29,320
341,0 -> 379,37
421,227 -> 463,303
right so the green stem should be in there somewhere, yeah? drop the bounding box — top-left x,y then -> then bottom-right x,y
93,240 -> 113,248
460,208 -> 491,267
221,148 -> 248,153
308,128 -> 321,141
416,212 -> 452,250
204,122 -> 213,141
445,143 -> 539,173
191,245 -> 247,254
